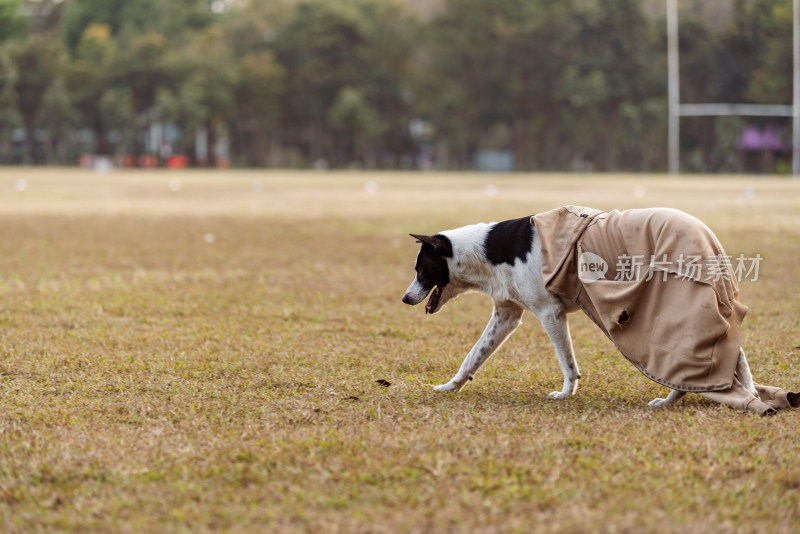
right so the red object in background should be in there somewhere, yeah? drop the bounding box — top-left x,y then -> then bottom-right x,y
121,155 -> 137,168
167,155 -> 189,169
216,157 -> 230,169
138,154 -> 158,168
78,154 -> 93,168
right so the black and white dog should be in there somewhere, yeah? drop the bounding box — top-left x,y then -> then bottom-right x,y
402,216 -> 584,399
401,215 -> 777,410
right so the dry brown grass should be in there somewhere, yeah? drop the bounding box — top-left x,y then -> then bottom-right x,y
1,168 -> 799,533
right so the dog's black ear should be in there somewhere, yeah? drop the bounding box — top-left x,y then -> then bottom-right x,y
410,233 -> 438,248
409,233 -> 453,257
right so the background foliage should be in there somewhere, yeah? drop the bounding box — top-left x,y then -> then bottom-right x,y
0,0 -> 794,171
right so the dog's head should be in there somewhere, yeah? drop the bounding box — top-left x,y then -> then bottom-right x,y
402,233 -> 454,314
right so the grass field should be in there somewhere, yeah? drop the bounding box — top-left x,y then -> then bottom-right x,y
1,168 -> 799,533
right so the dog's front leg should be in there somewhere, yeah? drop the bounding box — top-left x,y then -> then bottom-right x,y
537,306 -> 580,400
434,301 -> 523,392
648,389 -> 686,407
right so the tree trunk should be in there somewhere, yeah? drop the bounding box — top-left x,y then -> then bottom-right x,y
24,118 -> 36,165
206,119 -> 217,167
602,102 -> 621,171
514,117 -> 543,171
94,125 -> 112,155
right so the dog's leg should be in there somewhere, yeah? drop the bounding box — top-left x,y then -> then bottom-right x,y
648,389 -> 686,407
537,307 -> 580,400
434,301 -> 523,392
737,348 -> 758,396
697,379 -> 776,416
650,350 -> 760,411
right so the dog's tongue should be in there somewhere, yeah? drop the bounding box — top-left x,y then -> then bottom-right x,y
425,287 -> 440,314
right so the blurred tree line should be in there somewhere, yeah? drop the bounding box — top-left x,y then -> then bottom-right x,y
0,0 -> 793,171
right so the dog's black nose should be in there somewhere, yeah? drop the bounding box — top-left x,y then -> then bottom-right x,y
401,294 -> 414,305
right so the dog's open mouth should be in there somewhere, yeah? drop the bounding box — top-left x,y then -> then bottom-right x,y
425,286 -> 441,314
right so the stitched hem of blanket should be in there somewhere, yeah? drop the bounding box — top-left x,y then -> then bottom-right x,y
630,361 -> 731,392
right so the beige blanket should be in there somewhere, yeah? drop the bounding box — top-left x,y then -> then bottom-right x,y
531,206 -> 796,407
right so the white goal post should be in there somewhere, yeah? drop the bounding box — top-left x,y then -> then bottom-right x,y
667,0 -> 800,175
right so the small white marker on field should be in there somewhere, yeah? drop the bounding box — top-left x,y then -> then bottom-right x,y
169,179 -> 182,192
633,186 -> 646,198
484,184 -> 498,197
15,178 -> 28,191
365,181 -> 379,194
204,233 -> 216,244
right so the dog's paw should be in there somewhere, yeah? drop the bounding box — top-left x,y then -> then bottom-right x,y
548,391 -> 571,400
648,397 -> 671,408
434,381 -> 458,392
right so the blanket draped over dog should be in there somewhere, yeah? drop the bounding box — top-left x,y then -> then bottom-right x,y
531,206 -> 798,410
